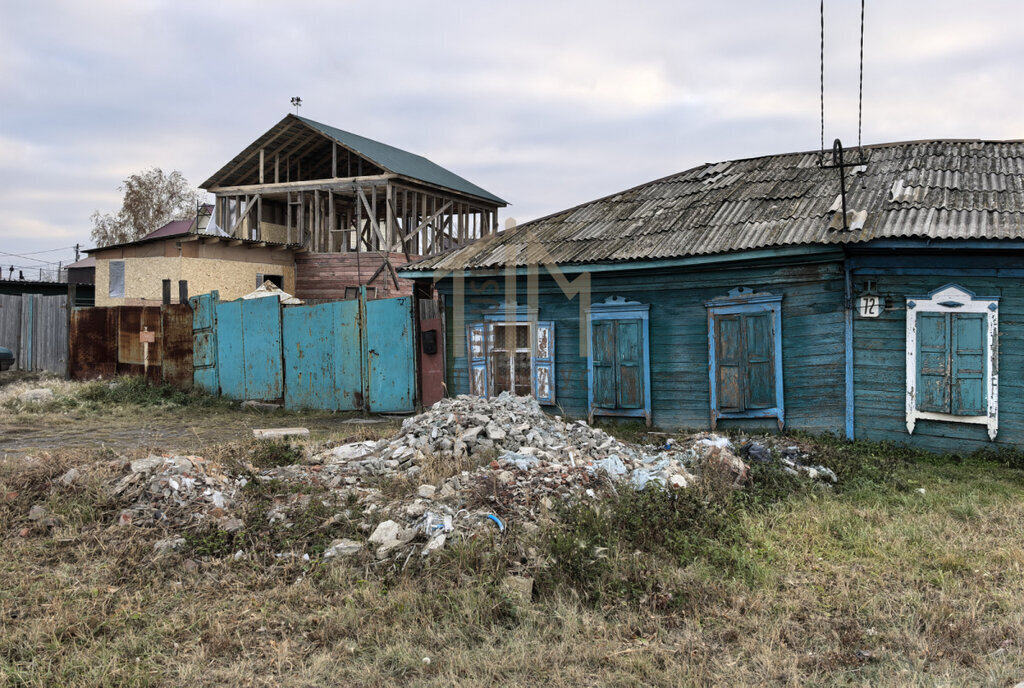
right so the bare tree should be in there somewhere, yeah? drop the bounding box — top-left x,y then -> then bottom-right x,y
90,168 -> 202,246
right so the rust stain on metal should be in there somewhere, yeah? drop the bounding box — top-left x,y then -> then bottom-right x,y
70,304 -> 194,387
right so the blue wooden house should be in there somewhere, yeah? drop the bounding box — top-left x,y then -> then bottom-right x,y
399,140 -> 1024,453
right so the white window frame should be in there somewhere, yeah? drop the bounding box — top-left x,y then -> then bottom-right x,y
905,283 -> 999,440
466,305 -> 555,404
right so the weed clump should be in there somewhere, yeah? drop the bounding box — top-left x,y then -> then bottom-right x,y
75,376 -> 230,409
249,440 -> 303,469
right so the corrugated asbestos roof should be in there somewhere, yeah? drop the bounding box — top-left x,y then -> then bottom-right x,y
404,139 -> 1024,272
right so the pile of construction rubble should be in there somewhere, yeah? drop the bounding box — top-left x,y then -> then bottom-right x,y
30,393 -> 838,564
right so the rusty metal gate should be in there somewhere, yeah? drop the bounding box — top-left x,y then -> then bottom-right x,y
69,304 -> 193,386
190,288 -> 415,412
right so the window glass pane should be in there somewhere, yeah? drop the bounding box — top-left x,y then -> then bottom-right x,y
514,351 -> 532,396
515,324 -> 530,349
490,350 -> 511,394
109,261 -> 125,298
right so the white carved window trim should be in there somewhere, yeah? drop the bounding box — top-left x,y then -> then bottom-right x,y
905,284 -> 999,440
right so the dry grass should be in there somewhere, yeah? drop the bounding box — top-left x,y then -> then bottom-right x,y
2,403 -> 1024,685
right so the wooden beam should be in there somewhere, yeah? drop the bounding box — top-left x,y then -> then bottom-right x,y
398,200 -> 452,245
228,197 -> 255,238
208,173 -> 396,196
208,122 -> 297,186
356,187 -> 388,248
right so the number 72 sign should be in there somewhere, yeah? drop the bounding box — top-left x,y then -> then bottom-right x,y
855,294 -> 883,318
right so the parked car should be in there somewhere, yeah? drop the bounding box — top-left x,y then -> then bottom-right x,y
0,346 -> 14,371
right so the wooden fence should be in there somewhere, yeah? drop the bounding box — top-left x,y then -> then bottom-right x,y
0,293 -> 69,374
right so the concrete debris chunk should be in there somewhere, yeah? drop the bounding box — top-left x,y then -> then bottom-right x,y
323,538 -> 363,559
18,388 -> 54,404
82,393 -> 840,563
253,427 -> 309,440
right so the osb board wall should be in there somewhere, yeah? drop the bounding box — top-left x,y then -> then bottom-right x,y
294,252 -> 420,301
259,222 -> 290,245
91,237 -> 295,266
94,256 -> 296,306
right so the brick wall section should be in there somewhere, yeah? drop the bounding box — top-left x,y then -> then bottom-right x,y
294,252 -> 421,301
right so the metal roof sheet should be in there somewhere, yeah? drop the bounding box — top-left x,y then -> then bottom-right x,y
404,139 -> 1024,272
202,115 -> 505,206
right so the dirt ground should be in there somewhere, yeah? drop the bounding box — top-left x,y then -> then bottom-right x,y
0,372 -> 400,458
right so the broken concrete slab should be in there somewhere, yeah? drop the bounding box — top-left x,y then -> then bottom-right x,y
18,388 -> 54,404
323,538 -> 363,559
253,427 -> 310,440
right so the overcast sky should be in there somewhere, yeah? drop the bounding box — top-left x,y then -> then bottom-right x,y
2,1 -> 1022,275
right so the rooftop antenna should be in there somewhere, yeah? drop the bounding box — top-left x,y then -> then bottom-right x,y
818,0 -> 867,230
291,96 -> 303,115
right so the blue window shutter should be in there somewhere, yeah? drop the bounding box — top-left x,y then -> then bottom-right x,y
917,312 -> 950,413
744,312 -> 774,409
533,321 -> 555,404
952,313 -> 986,415
715,314 -> 744,412
615,319 -> 644,409
467,323 -> 487,396
592,320 -> 617,408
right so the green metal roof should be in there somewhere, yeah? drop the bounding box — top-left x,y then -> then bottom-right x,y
202,114 -> 506,206
298,116 -> 505,205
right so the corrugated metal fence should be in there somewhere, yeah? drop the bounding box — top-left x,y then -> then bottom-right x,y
0,293 -> 69,374
69,304 -> 193,387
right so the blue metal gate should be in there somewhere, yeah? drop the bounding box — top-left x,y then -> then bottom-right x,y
365,296 -> 415,412
191,288 -> 415,412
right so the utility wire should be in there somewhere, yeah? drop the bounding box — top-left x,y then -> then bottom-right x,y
9,245 -> 77,255
819,0 -> 824,165
0,249 -> 74,266
858,0 -> 865,152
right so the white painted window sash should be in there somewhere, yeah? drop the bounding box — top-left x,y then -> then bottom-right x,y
905,284 -> 999,441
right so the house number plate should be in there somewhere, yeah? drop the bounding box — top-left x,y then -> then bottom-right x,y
856,295 -> 883,318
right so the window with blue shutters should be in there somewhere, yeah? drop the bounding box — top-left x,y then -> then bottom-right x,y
586,297 -> 651,425
705,287 -> 784,430
905,284 -> 998,440
466,306 -> 556,405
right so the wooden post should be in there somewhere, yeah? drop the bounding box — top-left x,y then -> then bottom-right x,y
275,153 -> 280,184
259,148 -> 265,184
356,187 -> 363,252
332,142 -> 337,178
298,192 -> 304,245
256,194 -> 262,241
371,185 -> 378,251
286,191 -> 292,244
421,193 -> 428,255
385,183 -> 394,253
328,190 -> 335,252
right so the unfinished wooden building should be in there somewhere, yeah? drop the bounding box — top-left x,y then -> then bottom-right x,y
200,114 -> 506,300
